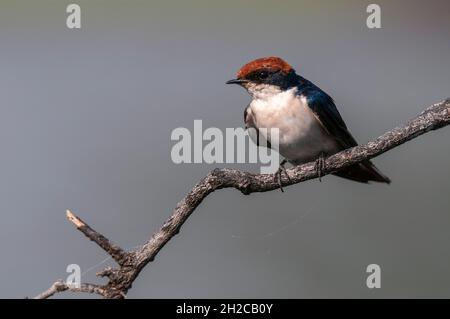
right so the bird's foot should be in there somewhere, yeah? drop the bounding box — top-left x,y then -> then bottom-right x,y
315,152 -> 326,182
274,159 -> 290,192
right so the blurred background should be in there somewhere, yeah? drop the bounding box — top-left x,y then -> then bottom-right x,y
0,0 -> 449,298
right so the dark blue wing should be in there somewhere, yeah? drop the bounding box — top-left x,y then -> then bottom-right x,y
299,81 -> 358,149
297,80 -> 391,183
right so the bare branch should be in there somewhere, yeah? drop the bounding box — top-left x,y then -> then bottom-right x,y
65,210 -> 129,266
34,98 -> 450,298
33,280 -> 105,299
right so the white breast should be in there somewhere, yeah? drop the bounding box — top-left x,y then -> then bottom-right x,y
249,88 -> 340,164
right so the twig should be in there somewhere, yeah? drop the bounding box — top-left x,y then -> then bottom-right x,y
34,280 -> 105,299
65,210 -> 129,266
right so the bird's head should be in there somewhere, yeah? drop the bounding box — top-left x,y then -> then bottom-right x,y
226,56 -> 299,99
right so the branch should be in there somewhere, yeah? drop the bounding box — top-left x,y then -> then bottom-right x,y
65,210 -> 129,266
33,98 -> 450,298
33,280 -> 105,299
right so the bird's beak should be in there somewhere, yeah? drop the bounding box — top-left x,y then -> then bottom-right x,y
226,78 -> 248,85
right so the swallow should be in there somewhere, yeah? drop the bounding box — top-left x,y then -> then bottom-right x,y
226,56 -> 390,187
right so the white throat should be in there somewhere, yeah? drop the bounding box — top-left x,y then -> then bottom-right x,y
244,83 -> 283,101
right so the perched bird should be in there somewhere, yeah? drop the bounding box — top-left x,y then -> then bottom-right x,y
226,56 -> 390,188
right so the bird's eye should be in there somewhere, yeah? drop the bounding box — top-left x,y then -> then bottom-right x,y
258,71 -> 269,79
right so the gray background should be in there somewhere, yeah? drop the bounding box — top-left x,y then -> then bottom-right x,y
0,0 -> 449,298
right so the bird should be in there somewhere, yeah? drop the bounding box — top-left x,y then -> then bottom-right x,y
226,56 -> 390,189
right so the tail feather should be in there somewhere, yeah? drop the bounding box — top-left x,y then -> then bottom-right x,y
333,160 -> 391,184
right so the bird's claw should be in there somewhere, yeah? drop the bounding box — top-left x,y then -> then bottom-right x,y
274,160 -> 290,192
315,153 -> 326,182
